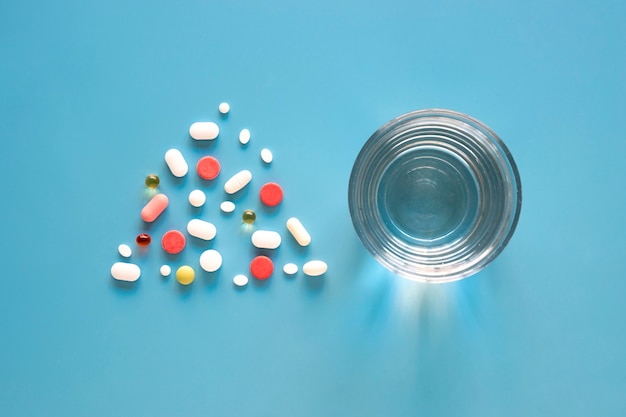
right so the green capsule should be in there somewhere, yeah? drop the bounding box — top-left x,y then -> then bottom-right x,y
145,174 -> 160,189
242,209 -> 256,225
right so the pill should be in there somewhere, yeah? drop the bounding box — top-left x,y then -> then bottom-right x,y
283,263 -> 298,275
187,219 -> 217,241
286,217 -> 311,246
111,262 -> 141,282
200,249 -> 223,272
224,169 -> 252,194
220,201 -> 235,213
145,174 -> 160,188
196,156 -> 220,180
303,260 -> 327,277
242,209 -> 256,225
161,230 -> 186,254
118,244 -> 132,258
189,122 -> 219,140
233,274 -> 249,287
136,233 -> 151,246
261,148 -> 273,164
250,256 -> 273,280
218,102 -> 230,114
260,182 -> 283,207
239,129 -> 251,145
188,189 -> 206,207
176,265 -> 195,285
164,149 -> 188,177
251,230 -> 281,249
141,194 -> 169,223
160,265 -> 171,277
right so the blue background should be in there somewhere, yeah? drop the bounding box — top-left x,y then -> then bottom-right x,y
1,0 -> 625,416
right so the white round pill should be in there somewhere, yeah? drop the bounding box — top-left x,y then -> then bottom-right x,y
218,102 -> 230,114
188,189 -> 206,207
283,263 -> 298,275
233,274 -> 249,287
261,148 -> 273,164
160,265 -> 171,277
220,201 -> 236,213
118,244 -> 132,258
239,129 -> 251,145
200,249 -> 223,272
189,122 -> 219,140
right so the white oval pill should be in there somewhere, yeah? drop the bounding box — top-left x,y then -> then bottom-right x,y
260,148 -> 273,164
160,265 -> 171,277
200,249 -> 222,272
303,260 -> 327,277
189,122 -> 219,140
188,189 -> 206,207
251,230 -> 282,249
233,274 -> 248,287
118,244 -> 132,258
239,129 -> 251,145
111,262 -> 141,282
218,102 -> 230,114
283,263 -> 298,275
286,217 -> 311,247
220,201 -> 235,213
224,169 -> 252,194
165,148 -> 188,177
187,219 -> 217,241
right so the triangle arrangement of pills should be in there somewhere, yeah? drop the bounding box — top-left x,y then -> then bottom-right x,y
110,102 -> 327,287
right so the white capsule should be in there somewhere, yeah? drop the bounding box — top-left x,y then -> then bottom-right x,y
189,122 -> 219,140
220,201 -> 236,213
286,217 -> 311,246
164,148 -> 188,177
303,260 -> 327,277
224,169 -> 252,194
200,249 -> 222,272
218,102 -> 230,114
188,189 -> 206,207
261,148 -> 273,164
111,262 -> 141,282
283,263 -> 298,275
239,129 -> 251,145
187,219 -> 217,241
233,274 -> 249,287
160,265 -> 171,277
251,230 -> 282,249
118,244 -> 132,258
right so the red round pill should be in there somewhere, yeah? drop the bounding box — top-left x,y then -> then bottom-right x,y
196,156 -> 220,180
259,182 -> 283,207
250,256 -> 274,280
161,230 -> 186,254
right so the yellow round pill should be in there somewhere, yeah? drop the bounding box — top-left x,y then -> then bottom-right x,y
176,265 -> 195,285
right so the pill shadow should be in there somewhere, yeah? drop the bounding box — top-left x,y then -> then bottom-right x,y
258,204 -> 281,219
175,281 -> 193,297
201,270 -> 220,291
303,275 -> 325,292
190,137 -> 217,151
188,236 -> 216,249
110,276 -> 139,292
225,186 -> 250,202
251,276 -> 271,290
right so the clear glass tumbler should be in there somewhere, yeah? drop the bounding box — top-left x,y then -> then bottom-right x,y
348,109 -> 522,283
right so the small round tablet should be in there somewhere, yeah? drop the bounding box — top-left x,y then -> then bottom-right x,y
283,263 -> 298,275
176,265 -> 195,285
260,182 -> 283,207
261,148 -> 273,164
250,256 -> 274,280
196,156 -> 220,180
118,244 -> 132,258
233,274 -> 249,287
160,265 -> 171,277
188,190 -> 206,207
220,201 -> 235,213
239,129 -> 251,145
162,230 -> 186,254
200,249 -> 223,272
218,102 -> 230,114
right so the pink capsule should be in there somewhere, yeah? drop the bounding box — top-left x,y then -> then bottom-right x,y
141,193 -> 168,222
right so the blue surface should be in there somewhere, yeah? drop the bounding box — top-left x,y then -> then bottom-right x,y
1,0 -> 625,416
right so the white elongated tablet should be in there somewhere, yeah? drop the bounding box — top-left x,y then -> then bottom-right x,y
251,230 -> 281,249
303,260 -> 327,277
286,217 -> 311,246
261,148 -> 273,164
164,148 -> 188,177
200,249 -> 222,272
187,219 -> 217,241
224,170 -> 252,194
233,274 -> 248,287
220,201 -> 236,213
111,262 -> 141,282
118,244 -> 132,258
239,129 -> 251,145
189,122 -> 219,140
